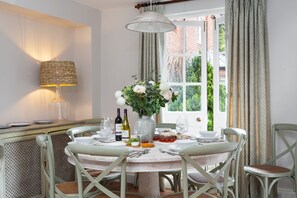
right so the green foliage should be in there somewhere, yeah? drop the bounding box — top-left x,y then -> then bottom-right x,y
186,56 -> 202,82
207,62 -> 214,131
186,86 -> 201,111
219,24 -> 225,52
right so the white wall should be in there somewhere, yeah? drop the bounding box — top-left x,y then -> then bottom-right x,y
0,0 -> 101,122
267,0 -> 297,196
268,0 -> 297,124
100,6 -> 139,130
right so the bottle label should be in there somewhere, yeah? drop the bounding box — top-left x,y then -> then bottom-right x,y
115,124 -> 122,131
122,130 -> 129,140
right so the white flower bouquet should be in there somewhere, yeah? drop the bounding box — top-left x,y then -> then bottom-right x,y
115,80 -> 178,117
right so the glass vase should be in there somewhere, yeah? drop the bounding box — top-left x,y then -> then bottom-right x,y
134,115 -> 156,143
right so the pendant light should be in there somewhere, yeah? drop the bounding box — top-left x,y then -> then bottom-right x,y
126,0 -> 176,33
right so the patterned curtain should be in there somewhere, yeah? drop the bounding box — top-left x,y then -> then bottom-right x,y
225,0 -> 272,197
139,5 -> 165,82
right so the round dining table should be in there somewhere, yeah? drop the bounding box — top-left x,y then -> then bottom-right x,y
66,141 -> 227,198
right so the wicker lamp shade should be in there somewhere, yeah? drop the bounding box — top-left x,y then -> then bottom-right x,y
40,61 -> 77,87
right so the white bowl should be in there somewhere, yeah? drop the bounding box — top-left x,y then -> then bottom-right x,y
131,142 -> 140,147
199,131 -> 217,138
175,139 -> 197,148
74,136 -> 94,144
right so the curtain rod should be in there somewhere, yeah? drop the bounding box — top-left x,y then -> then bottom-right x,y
135,0 -> 193,9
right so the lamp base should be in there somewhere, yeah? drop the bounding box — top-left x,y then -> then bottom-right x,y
49,98 -> 68,120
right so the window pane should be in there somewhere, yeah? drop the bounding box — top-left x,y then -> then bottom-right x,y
219,84 -> 226,112
186,56 -> 201,83
219,54 -> 226,82
167,56 -> 183,83
168,86 -> 183,111
166,27 -> 183,54
186,85 -> 201,111
185,26 -> 201,54
219,24 -> 225,52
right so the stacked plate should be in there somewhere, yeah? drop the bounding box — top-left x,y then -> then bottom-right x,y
196,131 -> 222,142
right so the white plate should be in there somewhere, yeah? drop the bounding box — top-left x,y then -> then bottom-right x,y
95,141 -> 126,147
197,135 -> 221,141
154,141 -> 176,145
92,134 -> 115,142
0,124 -> 12,129
34,120 -> 54,124
175,139 -> 197,147
199,131 -> 217,138
9,122 -> 31,127
74,137 -> 94,145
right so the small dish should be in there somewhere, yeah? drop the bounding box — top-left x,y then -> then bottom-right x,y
199,131 -> 217,138
131,142 -> 140,147
9,122 -> 31,127
0,124 -> 12,129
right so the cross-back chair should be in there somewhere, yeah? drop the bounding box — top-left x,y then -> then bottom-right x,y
67,125 -> 121,183
187,128 -> 247,198
157,123 -> 181,192
179,140 -> 244,198
244,123 -> 297,197
36,134 -> 81,197
67,125 -> 100,140
66,143 -> 130,198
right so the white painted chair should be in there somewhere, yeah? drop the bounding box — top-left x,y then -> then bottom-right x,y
66,143 -> 130,198
67,125 -> 121,184
244,123 -> 297,198
36,134 -> 83,197
157,123 -> 181,192
179,142 -> 242,198
187,128 -> 247,198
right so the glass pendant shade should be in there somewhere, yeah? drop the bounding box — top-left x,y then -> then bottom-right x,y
126,11 -> 176,33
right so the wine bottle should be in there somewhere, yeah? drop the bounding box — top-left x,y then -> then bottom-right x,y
121,109 -> 130,141
115,108 -> 122,141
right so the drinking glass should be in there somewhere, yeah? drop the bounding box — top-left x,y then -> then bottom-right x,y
100,118 -> 113,142
134,121 -> 147,148
176,115 -> 188,135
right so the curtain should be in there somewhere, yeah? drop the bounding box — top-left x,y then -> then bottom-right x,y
139,5 -> 165,82
225,0 -> 272,197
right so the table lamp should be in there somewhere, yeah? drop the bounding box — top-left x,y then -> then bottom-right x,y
40,61 -> 77,120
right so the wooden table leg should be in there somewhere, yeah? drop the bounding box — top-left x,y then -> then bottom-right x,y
138,172 -> 160,198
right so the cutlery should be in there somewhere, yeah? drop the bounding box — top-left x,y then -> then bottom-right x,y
129,149 -> 150,158
158,148 -> 178,156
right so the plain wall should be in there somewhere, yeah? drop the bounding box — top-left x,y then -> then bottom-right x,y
267,0 -> 297,196
0,0 -> 101,122
100,6 -> 139,130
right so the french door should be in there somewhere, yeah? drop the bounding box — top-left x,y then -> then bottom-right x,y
161,20 -> 207,136
161,15 -> 227,135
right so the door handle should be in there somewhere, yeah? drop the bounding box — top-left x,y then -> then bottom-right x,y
196,117 -> 201,122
